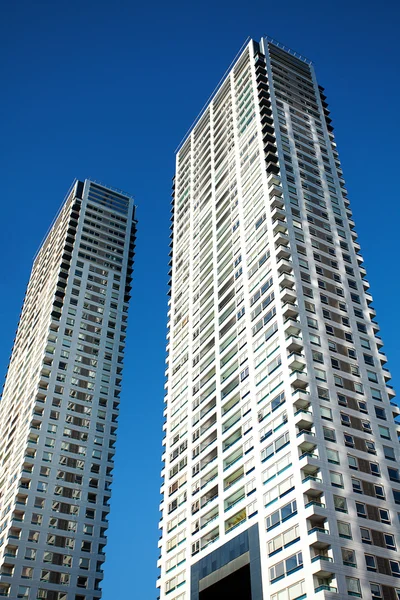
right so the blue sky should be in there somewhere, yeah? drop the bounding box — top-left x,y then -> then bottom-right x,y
1,0 -> 399,598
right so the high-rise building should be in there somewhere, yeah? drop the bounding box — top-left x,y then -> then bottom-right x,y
158,37 -> 399,600
0,179 -> 136,600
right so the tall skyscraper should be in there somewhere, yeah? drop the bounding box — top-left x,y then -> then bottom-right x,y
158,37 -> 399,600
0,179 -> 136,600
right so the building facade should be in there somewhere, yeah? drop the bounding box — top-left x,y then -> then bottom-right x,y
158,38 -> 400,600
0,179 -> 136,600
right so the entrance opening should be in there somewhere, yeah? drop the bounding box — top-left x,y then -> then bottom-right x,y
199,564 -> 252,600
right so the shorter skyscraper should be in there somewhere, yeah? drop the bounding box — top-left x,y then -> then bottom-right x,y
0,179 -> 136,600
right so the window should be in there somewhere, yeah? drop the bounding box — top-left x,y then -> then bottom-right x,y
352,478 -> 362,493
364,354 -> 374,366
320,406 -> 332,421
342,547 -> 356,567
378,424 -> 390,439
330,472 -> 343,488
379,508 -> 390,524
388,467 -> 400,483
266,500 -> 297,531
327,448 -> 339,464
365,555 -> 377,571
307,317 -> 318,329
340,413 -> 351,426
318,387 -> 329,400
365,440 -> 376,454
348,455 -> 358,469
312,350 -> 324,363
358,400 -> 368,413
374,485 -> 385,500
384,446 -> 395,461
334,496 -> 347,513
374,406 -> 386,420
371,388 -> 382,401
344,434 -> 354,447
323,427 -> 336,442
360,527 -> 371,544
369,463 -> 380,476
355,502 -> 366,518
390,561 -> 400,577
362,420 -> 372,433
269,551 -> 303,582
370,583 -> 381,599
338,521 -> 351,538
309,333 -> 321,345
334,375 -> 343,387
346,577 -> 361,597
385,533 -> 396,550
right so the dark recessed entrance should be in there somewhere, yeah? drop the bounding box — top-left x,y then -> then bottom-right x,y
199,564 -> 252,600
191,524 -> 263,600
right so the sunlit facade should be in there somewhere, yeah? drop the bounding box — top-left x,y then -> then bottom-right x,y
158,37 -> 400,600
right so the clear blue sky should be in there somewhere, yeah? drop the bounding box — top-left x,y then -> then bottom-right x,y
1,0 -> 399,598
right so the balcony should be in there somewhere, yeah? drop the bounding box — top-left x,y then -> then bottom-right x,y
276,244 -> 291,260
271,206 -> 286,224
311,555 -> 334,578
201,484 -> 218,510
271,195 -> 285,210
280,286 -> 297,304
269,184 -> 283,199
201,526 -> 219,551
386,385 -> 395,399
364,291 -> 373,305
314,585 -> 337,594
274,229 -> 290,247
391,402 -> 400,418
294,409 -> 313,430
273,221 -> 288,236
223,428 -> 242,452
200,506 -> 219,530
304,500 -> 326,521
308,528 -> 331,550
279,271 -> 295,290
292,389 -> 311,409
286,335 -> 303,354
201,466 -> 218,490
290,369 -> 308,390
267,173 -> 282,188
282,302 -> 299,320
302,475 -> 323,497
225,507 -> 247,534
200,447 -> 218,472
287,352 -> 306,371
277,258 -> 293,275
284,319 -> 301,337
226,492 -> 247,522
382,367 -> 392,382
224,465 -> 244,491
223,447 -> 243,471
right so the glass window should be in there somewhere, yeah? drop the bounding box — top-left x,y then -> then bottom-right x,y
346,577 -> 361,596
330,472 -> 343,488
337,520 -> 351,538
365,554 -> 377,571
342,547 -> 356,566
